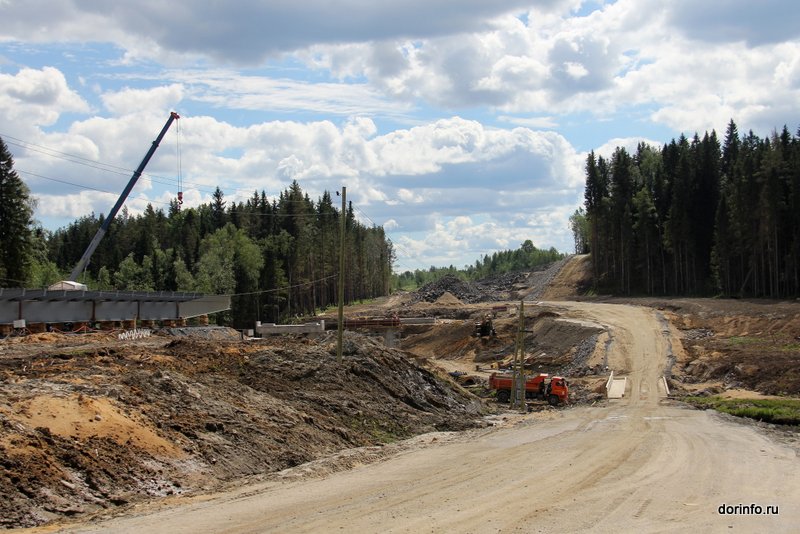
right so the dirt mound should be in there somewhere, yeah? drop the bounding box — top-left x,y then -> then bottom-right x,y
401,308 -> 603,379
473,271 -> 531,301
539,254 -> 592,300
0,333 -> 485,528
665,301 -> 800,395
434,291 -> 464,306
402,321 -> 480,361
414,275 -> 484,304
599,297 -> 800,397
413,269 -> 555,305
156,326 -> 242,340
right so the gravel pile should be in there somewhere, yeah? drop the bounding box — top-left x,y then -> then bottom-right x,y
411,259 -> 572,305
413,275 -> 485,304
524,257 -> 572,300
473,272 -> 530,300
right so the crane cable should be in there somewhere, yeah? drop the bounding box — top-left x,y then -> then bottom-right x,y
176,118 -> 183,208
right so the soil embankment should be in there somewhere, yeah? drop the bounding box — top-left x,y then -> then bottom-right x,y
0,332 -> 484,528
61,301 -> 800,533
2,255 -> 799,531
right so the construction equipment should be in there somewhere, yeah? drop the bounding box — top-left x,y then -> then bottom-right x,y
474,313 -> 496,337
67,112 -> 180,283
448,370 -> 479,386
489,372 -> 569,405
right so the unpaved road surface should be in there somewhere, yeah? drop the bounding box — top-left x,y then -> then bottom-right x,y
60,302 -> 800,533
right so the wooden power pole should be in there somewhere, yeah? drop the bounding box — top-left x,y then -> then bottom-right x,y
512,300 -> 527,411
336,186 -> 346,364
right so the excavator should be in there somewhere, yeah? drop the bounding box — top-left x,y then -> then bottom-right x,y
474,313 -> 496,337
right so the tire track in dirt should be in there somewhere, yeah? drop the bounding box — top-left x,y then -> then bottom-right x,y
63,301 -> 800,533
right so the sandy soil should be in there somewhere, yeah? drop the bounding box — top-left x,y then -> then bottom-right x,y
53,301 -> 800,533
0,332 -> 485,528
4,257 -> 799,531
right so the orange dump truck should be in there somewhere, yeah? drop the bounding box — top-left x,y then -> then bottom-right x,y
489,372 -> 569,405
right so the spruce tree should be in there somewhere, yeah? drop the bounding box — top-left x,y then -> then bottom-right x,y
0,138 -> 35,286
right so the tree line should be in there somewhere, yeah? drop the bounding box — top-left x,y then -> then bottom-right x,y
577,120 -> 800,298
50,183 -> 393,326
392,239 -> 563,290
0,137 -> 394,328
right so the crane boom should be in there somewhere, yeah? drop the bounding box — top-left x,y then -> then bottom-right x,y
68,112 -> 180,282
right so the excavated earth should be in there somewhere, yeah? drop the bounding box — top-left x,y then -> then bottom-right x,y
2,255 -> 800,529
0,331 -> 483,528
627,298 -> 800,396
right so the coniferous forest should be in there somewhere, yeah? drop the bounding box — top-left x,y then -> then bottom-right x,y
578,120 -> 800,298
7,116 -> 800,334
40,180 -> 393,328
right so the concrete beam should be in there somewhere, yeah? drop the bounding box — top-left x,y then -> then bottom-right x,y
256,320 -> 325,335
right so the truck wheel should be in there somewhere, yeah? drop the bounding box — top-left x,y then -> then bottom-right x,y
548,394 -> 560,406
496,390 -> 510,403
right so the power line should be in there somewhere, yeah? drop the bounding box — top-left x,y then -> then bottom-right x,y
351,203 -> 415,258
17,169 -> 176,208
350,203 -> 419,273
2,135 -> 135,174
223,274 -> 337,297
9,132 -> 420,268
2,132 -> 328,202
17,168 -> 345,220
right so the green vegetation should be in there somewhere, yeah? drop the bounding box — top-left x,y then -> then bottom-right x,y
0,152 -> 396,328
391,239 -> 564,291
727,336 -> 763,346
685,396 -> 800,425
582,120 -> 800,298
2,131 -> 566,325
0,138 -> 35,285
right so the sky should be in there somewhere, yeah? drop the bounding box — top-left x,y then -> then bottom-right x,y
1,0 -> 799,273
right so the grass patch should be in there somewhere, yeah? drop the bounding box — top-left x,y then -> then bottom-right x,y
726,336 -> 763,346
685,396 -> 800,425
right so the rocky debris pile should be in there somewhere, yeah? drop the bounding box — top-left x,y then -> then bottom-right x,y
681,328 -> 714,340
413,269 -> 550,305
524,257 -> 571,300
562,380 -> 606,405
413,275 -> 484,304
558,334 -> 602,377
0,332 -> 486,528
473,271 -> 531,300
156,326 -> 242,340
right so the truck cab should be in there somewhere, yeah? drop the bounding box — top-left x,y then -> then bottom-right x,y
547,376 -> 569,405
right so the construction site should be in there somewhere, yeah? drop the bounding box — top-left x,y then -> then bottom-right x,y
1,255 -> 799,532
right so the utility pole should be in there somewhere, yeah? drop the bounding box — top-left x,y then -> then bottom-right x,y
336,186 -> 346,364
510,302 -> 519,406
512,300 -> 526,412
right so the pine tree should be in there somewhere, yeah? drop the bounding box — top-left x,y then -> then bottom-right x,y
0,138 -> 35,285
211,187 -> 227,230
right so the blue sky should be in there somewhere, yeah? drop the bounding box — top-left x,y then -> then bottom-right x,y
1,0 -> 799,272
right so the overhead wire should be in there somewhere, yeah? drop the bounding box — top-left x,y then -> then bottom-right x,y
16,168 -> 342,219
2,132 -> 322,202
351,204 -> 415,257
16,169 -> 175,208
223,274 -> 337,297
350,203 -> 419,273
176,118 -> 183,207
6,132 -> 427,270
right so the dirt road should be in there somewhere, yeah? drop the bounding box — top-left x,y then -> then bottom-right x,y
63,302 -> 800,533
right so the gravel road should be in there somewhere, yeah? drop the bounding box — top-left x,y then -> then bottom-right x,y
61,301 -> 800,533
